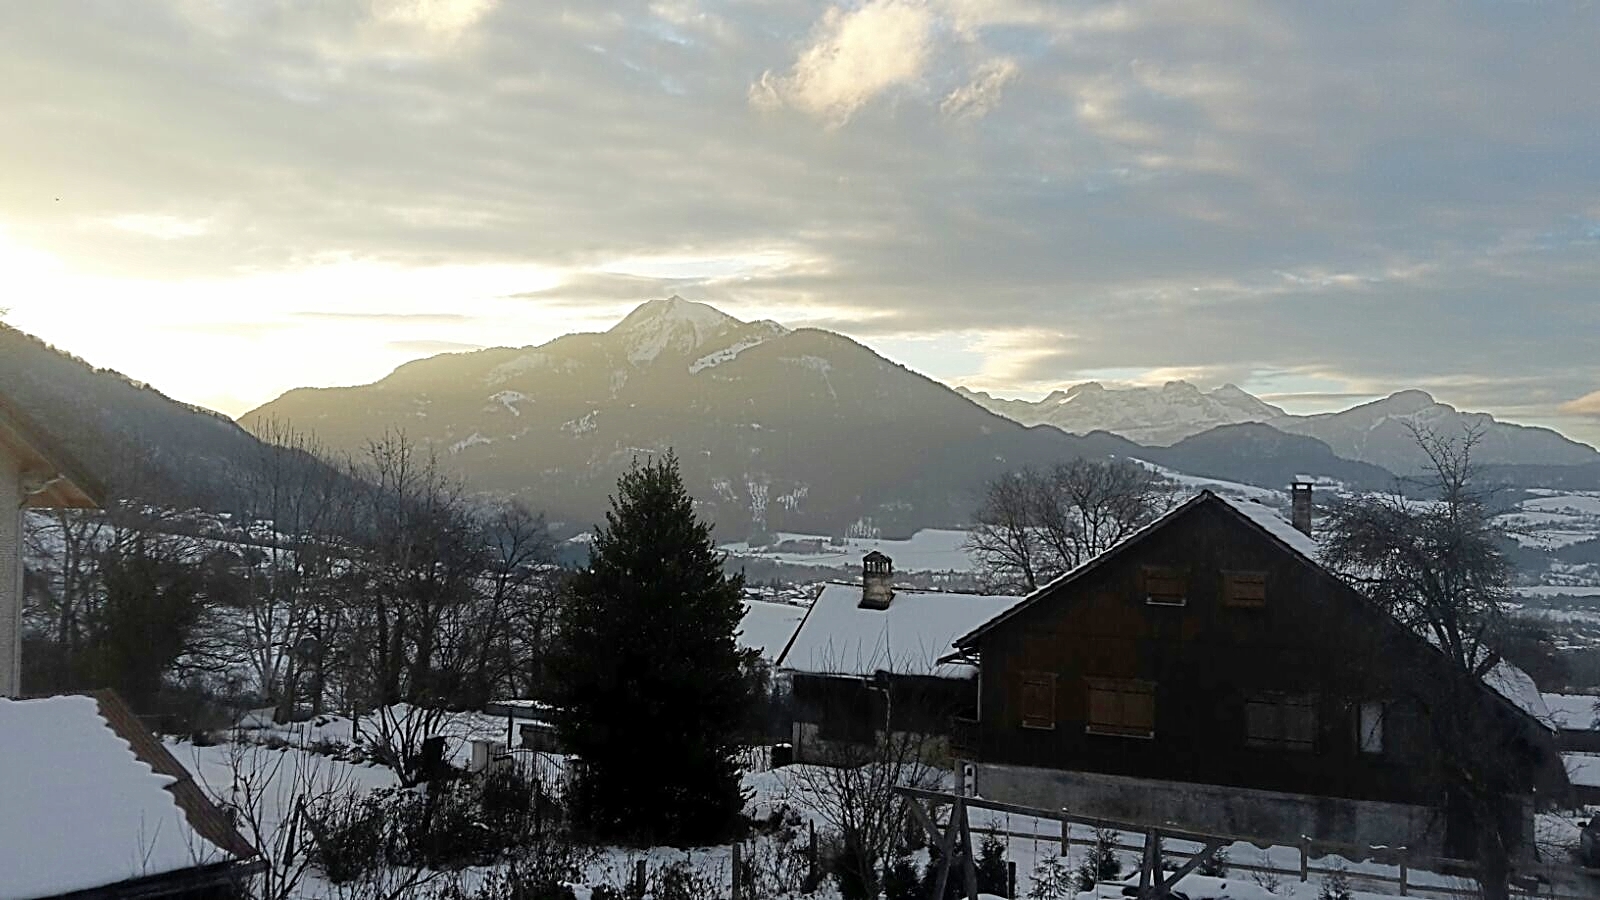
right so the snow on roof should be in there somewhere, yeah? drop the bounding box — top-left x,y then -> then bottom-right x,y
1482,662 -> 1554,726
1213,494 -> 1323,562
1563,753 -> 1600,788
740,598 -> 808,662
778,583 -> 1022,679
1542,693 -> 1600,731
0,695 -> 231,899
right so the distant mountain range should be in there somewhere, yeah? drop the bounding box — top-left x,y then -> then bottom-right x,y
961,380 -> 1598,474
957,381 -> 1285,446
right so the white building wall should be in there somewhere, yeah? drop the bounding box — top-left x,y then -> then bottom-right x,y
0,449 -> 22,697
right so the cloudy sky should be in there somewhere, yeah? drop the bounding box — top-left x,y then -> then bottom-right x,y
3,0 -> 1599,443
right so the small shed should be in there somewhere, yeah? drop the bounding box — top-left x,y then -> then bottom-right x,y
0,690 -> 261,899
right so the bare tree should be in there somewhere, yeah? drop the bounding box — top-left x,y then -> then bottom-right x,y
1321,424 -> 1527,900
969,458 -> 1173,592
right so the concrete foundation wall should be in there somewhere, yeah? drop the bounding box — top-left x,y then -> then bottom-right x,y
0,451 -> 22,697
974,762 -> 1448,854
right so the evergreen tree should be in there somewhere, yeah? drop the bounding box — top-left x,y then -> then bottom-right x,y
550,453 -> 757,844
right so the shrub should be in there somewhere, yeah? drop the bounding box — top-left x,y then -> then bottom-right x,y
1026,854 -> 1074,900
1197,846 -> 1230,877
1317,864 -> 1352,900
884,851 -> 922,900
975,832 -> 1010,897
1075,829 -> 1121,891
1249,851 -> 1283,895
649,859 -> 722,900
302,792 -> 390,883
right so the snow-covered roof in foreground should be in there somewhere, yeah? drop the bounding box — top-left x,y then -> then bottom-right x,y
0,695 -> 230,899
778,583 -> 1022,679
741,599 -> 809,662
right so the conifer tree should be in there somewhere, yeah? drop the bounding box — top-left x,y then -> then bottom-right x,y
551,452 -> 756,844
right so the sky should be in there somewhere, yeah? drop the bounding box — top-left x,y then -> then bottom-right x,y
2,0 -> 1599,445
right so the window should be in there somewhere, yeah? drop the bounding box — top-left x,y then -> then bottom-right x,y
1358,701 -> 1386,755
1085,678 -> 1156,738
1245,693 -> 1317,751
1020,671 -> 1057,730
1223,570 -> 1268,608
1143,565 -> 1188,606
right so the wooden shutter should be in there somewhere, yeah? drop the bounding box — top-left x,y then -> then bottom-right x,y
1143,566 -> 1188,606
1085,678 -> 1157,738
1020,672 -> 1057,730
1223,570 -> 1268,608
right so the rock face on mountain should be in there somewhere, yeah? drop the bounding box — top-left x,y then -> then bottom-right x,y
244,297 -> 1135,537
1267,391 -> 1599,474
958,381 -> 1286,446
0,325 -> 274,507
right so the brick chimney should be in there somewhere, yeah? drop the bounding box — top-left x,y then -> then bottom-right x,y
860,551 -> 895,610
1291,482 -> 1314,536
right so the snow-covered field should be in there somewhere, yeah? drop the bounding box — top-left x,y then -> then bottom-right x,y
722,528 -> 977,573
1504,491 -> 1600,551
162,703 -> 1598,900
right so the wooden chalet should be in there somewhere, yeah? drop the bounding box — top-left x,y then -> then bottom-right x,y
947,488 -> 1563,859
775,554 -> 1021,764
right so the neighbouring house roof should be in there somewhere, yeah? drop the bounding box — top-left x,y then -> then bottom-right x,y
0,393 -> 105,509
739,598 -> 808,663
1563,752 -> 1600,789
776,583 -> 1023,680
0,691 -> 257,900
1542,692 -> 1600,731
952,490 -> 1555,731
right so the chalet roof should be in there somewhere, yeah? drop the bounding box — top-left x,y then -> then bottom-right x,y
739,598 -> 808,662
1541,692 -> 1600,731
0,691 -> 257,900
0,392 -> 105,509
953,490 -> 1555,731
777,583 -> 1022,680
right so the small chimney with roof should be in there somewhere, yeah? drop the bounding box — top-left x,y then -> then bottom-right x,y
860,551 -> 895,610
1291,482 -> 1314,536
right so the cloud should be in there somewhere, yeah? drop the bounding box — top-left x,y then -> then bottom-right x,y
941,57 -> 1018,121
386,339 -> 485,354
1562,391 -> 1600,418
293,311 -> 475,324
99,214 -> 211,240
752,0 -> 935,125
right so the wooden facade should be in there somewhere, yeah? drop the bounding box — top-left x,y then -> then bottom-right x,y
952,492 -> 1561,853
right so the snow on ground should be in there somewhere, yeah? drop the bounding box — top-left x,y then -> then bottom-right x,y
234,704 -> 515,769
1132,462 -> 1289,504
722,528 -> 978,572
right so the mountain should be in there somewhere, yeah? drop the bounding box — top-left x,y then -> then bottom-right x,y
958,381 -> 1286,446
244,297 -> 1140,537
0,324 -> 278,508
1267,390 -> 1599,474
1136,423 -> 1395,492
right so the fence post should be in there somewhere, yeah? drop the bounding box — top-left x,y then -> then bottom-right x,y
808,820 -> 818,885
732,842 -> 742,900
1299,838 -> 1310,883
1398,849 -> 1408,897
633,859 -> 646,898
1008,860 -> 1017,899
1060,812 -> 1071,856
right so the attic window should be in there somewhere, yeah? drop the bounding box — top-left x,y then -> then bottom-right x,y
1019,671 -> 1057,731
1085,678 -> 1155,738
1143,566 -> 1188,607
1245,693 -> 1317,752
1223,570 -> 1268,608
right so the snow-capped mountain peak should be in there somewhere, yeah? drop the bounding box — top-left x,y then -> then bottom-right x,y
610,296 -> 744,365
962,380 -> 1287,446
